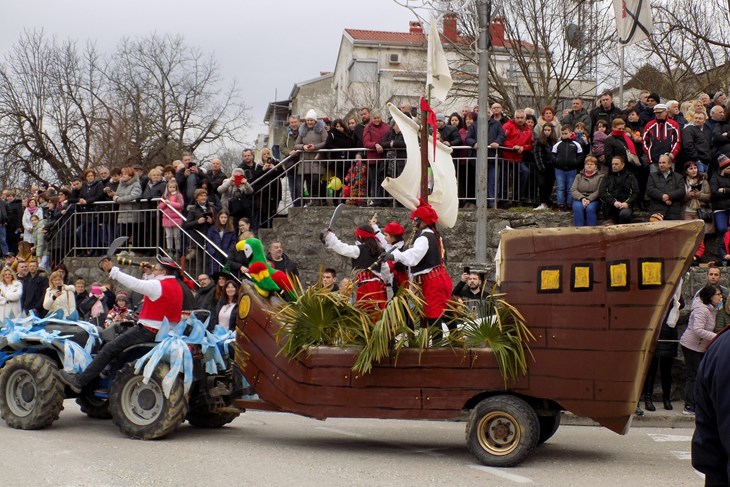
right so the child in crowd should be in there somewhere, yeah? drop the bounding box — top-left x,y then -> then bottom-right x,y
30,214 -> 48,270
552,125 -> 585,211
344,153 -> 367,206
592,120 -> 609,167
157,179 -> 185,259
104,292 -> 131,328
573,122 -> 590,153
79,283 -> 109,327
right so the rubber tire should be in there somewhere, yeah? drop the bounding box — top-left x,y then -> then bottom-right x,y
109,362 -> 188,440
0,354 -> 64,430
186,409 -> 239,428
538,412 -> 561,445
466,395 -> 539,467
76,395 -> 112,420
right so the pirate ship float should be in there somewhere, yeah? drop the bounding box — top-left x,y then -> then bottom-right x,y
231,92 -> 704,465
233,199 -> 702,466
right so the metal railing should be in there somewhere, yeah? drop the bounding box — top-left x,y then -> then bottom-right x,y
248,147 -> 539,229
45,199 -> 242,286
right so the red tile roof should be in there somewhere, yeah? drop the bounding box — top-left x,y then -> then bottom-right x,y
344,26 -> 536,51
345,29 -> 426,45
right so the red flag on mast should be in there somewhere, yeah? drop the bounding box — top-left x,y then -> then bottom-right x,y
420,97 -> 438,161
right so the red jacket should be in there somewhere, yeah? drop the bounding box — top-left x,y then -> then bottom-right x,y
503,120 -> 534,162
642,118 -> 681,164
363,121 -> 391,163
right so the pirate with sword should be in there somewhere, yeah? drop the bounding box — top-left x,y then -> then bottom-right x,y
320,204 -> 390,310
59,237 -> 190,393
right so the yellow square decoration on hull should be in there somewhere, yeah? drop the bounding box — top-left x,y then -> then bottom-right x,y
610,263 -> 627,288
541,269 -> 560,291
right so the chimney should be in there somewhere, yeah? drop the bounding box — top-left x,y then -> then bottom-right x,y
442,13 -> 458,41
409,21 -> 423,34
489,17 -> 505,46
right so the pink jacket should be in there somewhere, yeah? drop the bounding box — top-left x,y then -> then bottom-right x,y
157,192 -> 185,228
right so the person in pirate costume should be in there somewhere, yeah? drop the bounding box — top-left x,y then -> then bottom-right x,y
321,224 -> 389,310
386,200 -> 452,334
372,219 -> 409,294
59,256 -> 186,393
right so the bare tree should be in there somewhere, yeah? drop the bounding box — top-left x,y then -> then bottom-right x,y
0,31 -> 105,186
394,0 -> 615,113
0,30 -> 250,187
626,0 -> 730,99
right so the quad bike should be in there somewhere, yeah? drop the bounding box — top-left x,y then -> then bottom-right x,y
0,311 -> 239,440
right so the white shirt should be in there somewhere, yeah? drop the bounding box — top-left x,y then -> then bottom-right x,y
392,229 -> 434,276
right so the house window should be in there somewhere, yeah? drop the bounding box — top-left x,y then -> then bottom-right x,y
349,59 -> 378,83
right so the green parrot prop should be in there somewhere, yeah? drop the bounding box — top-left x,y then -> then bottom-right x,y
237,238 -> 295,300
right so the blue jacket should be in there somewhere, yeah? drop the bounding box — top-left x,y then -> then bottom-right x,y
692,326 -> 730,485
206,228 -> 236,262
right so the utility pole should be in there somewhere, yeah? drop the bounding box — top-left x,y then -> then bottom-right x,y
475,0 -> 491,265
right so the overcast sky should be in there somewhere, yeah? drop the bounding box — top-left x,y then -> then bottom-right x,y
0,0 -> 418,145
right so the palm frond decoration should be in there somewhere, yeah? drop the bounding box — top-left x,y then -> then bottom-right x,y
273,279 -> 373,359
445,291 -> 535,386
352,283 -> 426,375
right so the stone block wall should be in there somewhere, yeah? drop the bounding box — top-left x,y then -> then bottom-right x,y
258,207 -> 570,286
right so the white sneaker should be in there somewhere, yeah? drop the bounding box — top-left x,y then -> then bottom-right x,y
533,203 -> 548,211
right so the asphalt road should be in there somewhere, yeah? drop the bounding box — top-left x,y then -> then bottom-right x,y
0,400 -> 703,486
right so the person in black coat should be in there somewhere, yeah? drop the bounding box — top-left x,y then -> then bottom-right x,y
21,260 -> 48,317
646,154 -> 685,220
194,274 -> 217,313
379,120 -> 407,180
183,188 -> 216,275
465,116 -> 506,207
209,279 -> 239,330
712,116 -> 730,174
599,155 -> 640,223
4,190 -> 23,255
681,111 -> 713,174
692,325 -> 730,486
79,169 -> 105,254
226,234 -> 251,278
436,114 -> 461,147
605,118 -> 647,206
255,148 -> 285,228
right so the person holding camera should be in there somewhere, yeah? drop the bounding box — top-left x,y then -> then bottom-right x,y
42,269 -> 76,318
682,161 -> 712,226
183,188 -> 216,275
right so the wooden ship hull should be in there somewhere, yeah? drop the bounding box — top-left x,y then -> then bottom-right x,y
233,220 -> 703,435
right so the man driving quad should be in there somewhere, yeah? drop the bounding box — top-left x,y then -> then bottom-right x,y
59,256 -> 185,393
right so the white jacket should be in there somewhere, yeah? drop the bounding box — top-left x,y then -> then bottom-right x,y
0,280 -> 22,321
42,284 -> 77,318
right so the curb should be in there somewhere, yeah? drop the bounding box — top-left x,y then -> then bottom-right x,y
561,410 -> 695,428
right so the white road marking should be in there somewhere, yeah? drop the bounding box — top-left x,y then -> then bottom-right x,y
469,465 -> 534,484
647,434 -> 692,442
696,470 -> 705,479
315,426 -> 447,457
670,451 -> 692,460
315,426 -> 366,438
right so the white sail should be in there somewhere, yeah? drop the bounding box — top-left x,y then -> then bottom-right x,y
382,103 -> 458,228
381,104 -> 421,211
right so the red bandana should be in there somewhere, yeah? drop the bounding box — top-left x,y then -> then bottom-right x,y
355,228 -> 376,239
410,198 -> 439,225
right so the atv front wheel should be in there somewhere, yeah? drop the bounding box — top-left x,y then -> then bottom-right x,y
109,363 -> 187,440
0,354 -> 64,429
76,394 -> 112,419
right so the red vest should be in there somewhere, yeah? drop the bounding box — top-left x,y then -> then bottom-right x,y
138,277 -> 183,326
